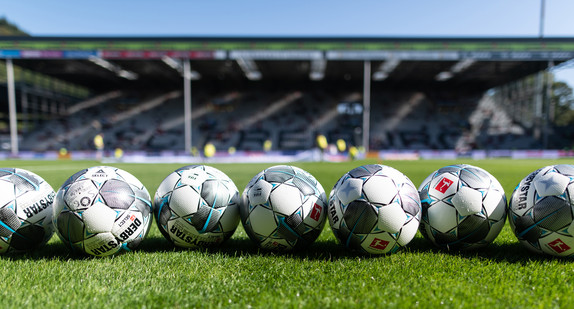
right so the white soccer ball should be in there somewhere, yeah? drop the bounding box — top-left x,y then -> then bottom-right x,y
509,164 -> 574,257
240,165 -> 327,251
0,168 -> 55,253
53,166 -> 152,257
153,165 -> 240,248
418,164 -> 507,250
328,164 -> 421,254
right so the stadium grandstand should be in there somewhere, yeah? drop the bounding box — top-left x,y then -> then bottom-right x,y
1,35 -> 574,161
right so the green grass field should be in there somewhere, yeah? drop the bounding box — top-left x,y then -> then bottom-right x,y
1,158 -> 573,308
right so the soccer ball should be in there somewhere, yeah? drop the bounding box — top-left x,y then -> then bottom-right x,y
153,165 -> 240,248
0,168 -> 55,253
240,165 -> 327,251
508,164 -> 574,257
418,164 -> 507,250
328,164 -> 421,254
53,166 -> 152,257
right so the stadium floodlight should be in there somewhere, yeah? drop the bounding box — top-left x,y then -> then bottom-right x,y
435,58 -> 476,81
185,70 -> 201,80
451,59 -> 476,73
236,57 -> 261,80
88,56 -> 115,70
117,70 -> 138,80
372,58 -> 400,81
88,56 -> 139,80
162,56 -> 201,80
309,58 -> 327,81
162,56 -> 183,73
372,71 -> 388,81
435,71 -> 453,81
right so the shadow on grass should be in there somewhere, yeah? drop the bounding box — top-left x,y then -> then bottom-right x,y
139,235 -> 358,261
2,235 -> 178,261
2,241 -> 86,261
134,234 -> 359,261
212,237 -> 359,261
404,236 -> 572,264
3,234 -> 572,264
196,235 -> 574,264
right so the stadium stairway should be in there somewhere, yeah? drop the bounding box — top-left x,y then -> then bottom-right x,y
65,91 -> 124,115
21,91 -> 181,151
465,94 -> 538,150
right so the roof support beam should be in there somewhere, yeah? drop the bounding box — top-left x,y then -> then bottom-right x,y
309,58 -> 327,81
363,60 -> 371,152
6,59 -> 18,156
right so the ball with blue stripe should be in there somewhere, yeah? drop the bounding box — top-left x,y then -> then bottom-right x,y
240,165 -> 327,251
328,164 -> 421,254
0,168 -> 55,254
509,164 -> 574,257
153,165 -> 240,249
53,166 -> 152,257
418,164 -> 507,251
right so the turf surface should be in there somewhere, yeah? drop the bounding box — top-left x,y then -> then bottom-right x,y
1,158 -> 573,308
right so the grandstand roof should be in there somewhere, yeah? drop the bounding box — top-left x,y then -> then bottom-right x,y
2,36 -> 574,93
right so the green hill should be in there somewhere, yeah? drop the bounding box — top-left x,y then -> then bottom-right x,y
0,17 -> 29,36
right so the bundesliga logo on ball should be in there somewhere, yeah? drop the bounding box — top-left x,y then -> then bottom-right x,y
418,164 -> 507,250
240,165 -> 327,251
328,164 -> 421,254
509,164 -> 574,257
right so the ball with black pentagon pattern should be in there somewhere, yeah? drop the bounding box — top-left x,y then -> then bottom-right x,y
508,164 -> 574,257
240,165 -> 327,251
0,168 -> 56,253
418,164 -> 507,250
153,165 -> 240,248
328,164 -> 421,254
53,166 -> 153,257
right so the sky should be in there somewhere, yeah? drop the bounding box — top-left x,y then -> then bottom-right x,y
2,0 -> 574,83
